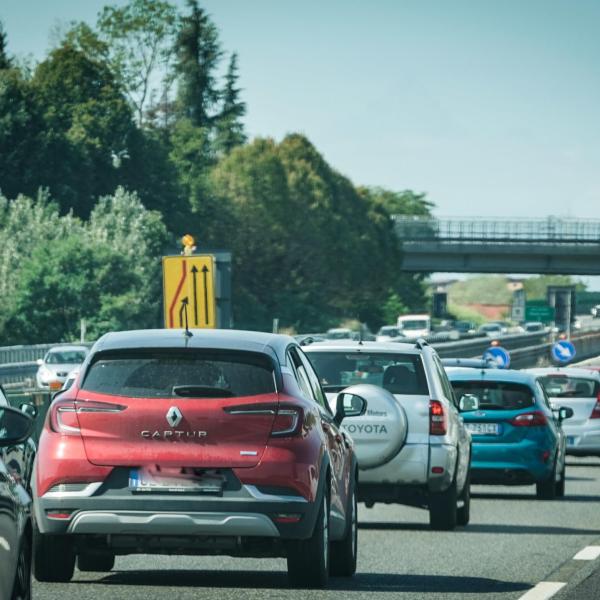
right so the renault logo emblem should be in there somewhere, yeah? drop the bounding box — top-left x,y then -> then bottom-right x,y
166,407 -> 183,428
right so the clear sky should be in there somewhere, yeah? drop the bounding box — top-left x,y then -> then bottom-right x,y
2,0 -> 600,220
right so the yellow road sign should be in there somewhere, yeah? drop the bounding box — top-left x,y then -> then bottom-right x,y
162,255 -> 216,329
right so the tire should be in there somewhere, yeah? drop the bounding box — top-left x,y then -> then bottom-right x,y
78,552 -> 115,572
536,462 -> 557,500
457,469 -> 471,526
429,478 -> 458,531
555,464 -> 566,498
11,534 -> 31,600
287,489 -> 330,588
33,527 -> 75,583
330,475 -> 358,577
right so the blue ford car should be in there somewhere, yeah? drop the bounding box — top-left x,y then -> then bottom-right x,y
446,368 -> 572,499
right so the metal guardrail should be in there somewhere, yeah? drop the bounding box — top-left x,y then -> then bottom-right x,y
393,216 -> 600,244
0,341 -> 94,365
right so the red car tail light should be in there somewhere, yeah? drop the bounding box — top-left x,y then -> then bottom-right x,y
223,402 -> 303,438
429,400 -> 447,436
49,398 -> 80,435
590,395 -> 600,419
49,398 -> 127,435
271,407 -> 303,437
510,411 -> 548,427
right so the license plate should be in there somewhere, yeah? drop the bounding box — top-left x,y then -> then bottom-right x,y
466,422 -> 501,435
567,436 -> 576,445
129,468 -> 224,494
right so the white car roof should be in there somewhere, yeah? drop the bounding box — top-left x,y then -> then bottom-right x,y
526,367 -> 600,380
304,341 -> 422,354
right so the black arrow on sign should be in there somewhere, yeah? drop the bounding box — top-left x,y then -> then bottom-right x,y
179,297 -> 189,330
202,265 -> 210,325
191,266 -> 199,326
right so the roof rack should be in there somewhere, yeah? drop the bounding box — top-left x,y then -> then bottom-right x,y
415,338 -> 429,349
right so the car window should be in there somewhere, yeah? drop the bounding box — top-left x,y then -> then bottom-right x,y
46,350 -> 87,364
297,349 -> 331,413
434,356 -> 457,406
306,351 -> 428,395
450,380 -> 535,410
288,347 -> 318,403
0,386 -> 8,407
538,375 -> 599,398
81,349 -> 276,398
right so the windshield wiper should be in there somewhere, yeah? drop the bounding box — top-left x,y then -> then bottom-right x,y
172,385 -> 235,398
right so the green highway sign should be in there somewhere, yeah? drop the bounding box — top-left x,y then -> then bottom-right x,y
525,302 -> 555,323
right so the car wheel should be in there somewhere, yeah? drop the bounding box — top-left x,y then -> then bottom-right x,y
555,464 -> 566,498
536,461 -> 558,500
287,488 -> 330,588
33,526 -> 75,583
11,534 -> 32,600
330,474 -> 358,577
429,477 -> 458,531
457,469 -> 471,526
78,552 -> 115,572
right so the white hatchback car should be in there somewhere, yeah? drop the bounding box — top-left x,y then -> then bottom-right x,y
528,367 -> 600,456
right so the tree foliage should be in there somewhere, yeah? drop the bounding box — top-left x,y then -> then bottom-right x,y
97,0 -> 177,123
0,20 -> 11,70
174,0 -> 221,127
0,4 -> 434,342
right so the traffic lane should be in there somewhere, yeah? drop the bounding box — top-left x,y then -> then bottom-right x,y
34,457 -> 600,600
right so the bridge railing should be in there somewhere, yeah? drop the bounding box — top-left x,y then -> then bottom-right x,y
393,216 -> 600,243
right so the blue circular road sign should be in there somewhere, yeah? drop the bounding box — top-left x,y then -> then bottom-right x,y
552,340 -> 576,364
483,346 -> 511,369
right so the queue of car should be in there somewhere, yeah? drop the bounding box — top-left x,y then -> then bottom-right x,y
3,329 -> 598,595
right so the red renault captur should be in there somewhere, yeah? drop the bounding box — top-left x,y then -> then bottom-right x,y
33,329 -> 366,588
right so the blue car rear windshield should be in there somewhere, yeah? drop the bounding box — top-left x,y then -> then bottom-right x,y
81,350 -> 276,398
451,381 -> 535,410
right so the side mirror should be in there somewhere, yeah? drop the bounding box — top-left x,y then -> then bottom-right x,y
0,406 -> 34,446
20,403 -> 38,420
36,358 -> 44,366
459,394 -> 480,412
334,392 -> 367,426
558,406 -> 574,421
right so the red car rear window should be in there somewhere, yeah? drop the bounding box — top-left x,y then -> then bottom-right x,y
81,350 -> 276,399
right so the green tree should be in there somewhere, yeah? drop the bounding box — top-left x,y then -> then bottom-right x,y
522,275 -> 584,300
0,70 -> 49,199
174,0 -> 221,128
98,0 -> 177,123
32,44 -> 137,216
0,20 -> 11,70
214,53 -> 246,155
448,275 -> 513,306
0,188 -> 170,344
360,188 -> 434,217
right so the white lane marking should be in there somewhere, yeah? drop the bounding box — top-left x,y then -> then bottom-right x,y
573,545 -> 600,560
518,581 -> 566,600
0,536 -> 10,552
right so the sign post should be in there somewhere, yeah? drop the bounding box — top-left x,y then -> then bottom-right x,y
162,255 -> 216,329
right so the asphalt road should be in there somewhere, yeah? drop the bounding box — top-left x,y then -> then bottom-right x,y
33,456 -> 600,600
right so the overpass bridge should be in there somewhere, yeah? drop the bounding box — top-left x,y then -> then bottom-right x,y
394,217 -> 600,274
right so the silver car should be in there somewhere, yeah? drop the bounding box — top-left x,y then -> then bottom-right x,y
305,340 -> 472,530
528,367 -> 600,456
35,345 -> 89,389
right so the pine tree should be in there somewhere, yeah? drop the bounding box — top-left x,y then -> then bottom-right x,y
0,21 -> 11,69
174,0 -> 221,127
214,52 -> 247,155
